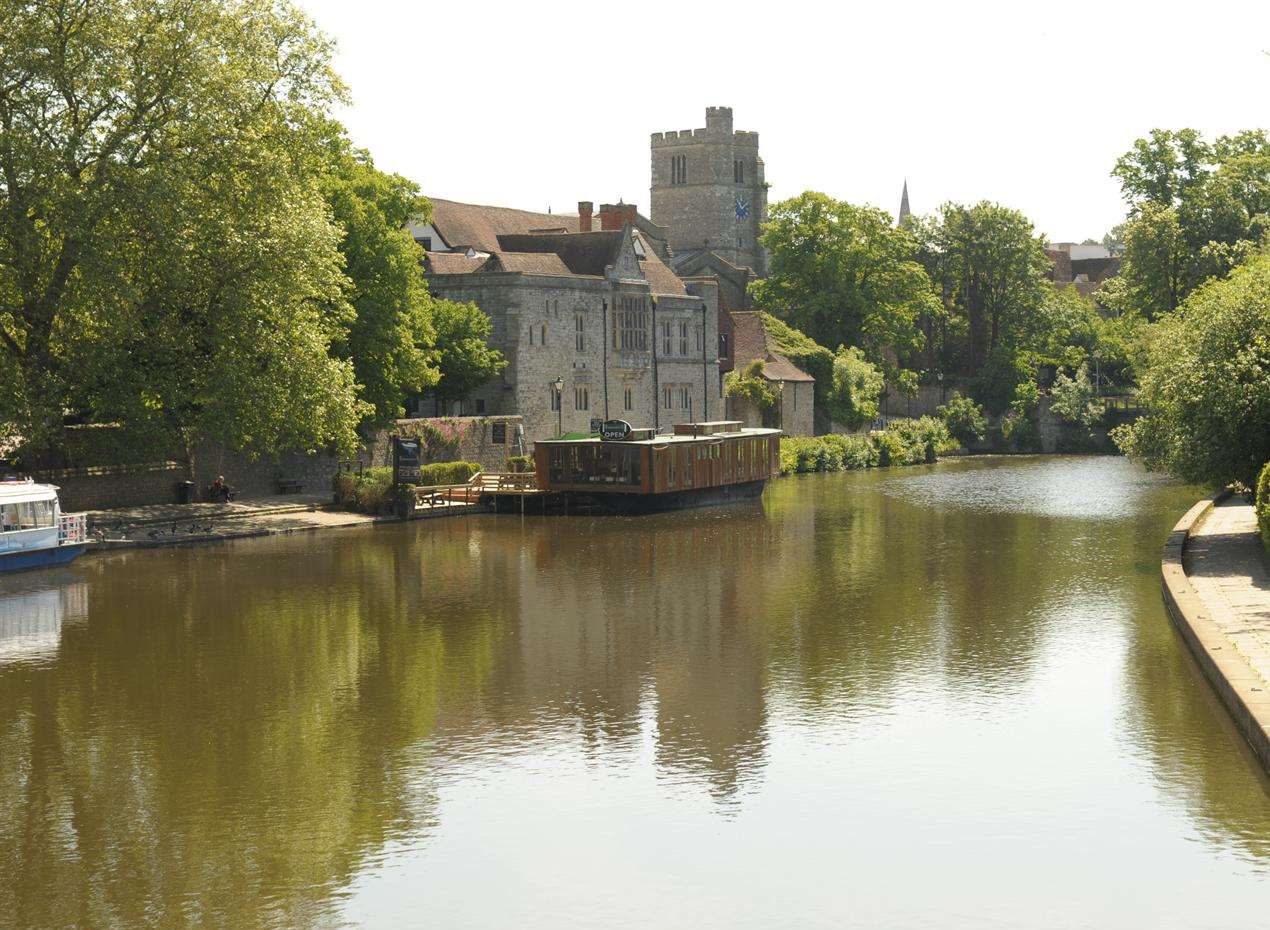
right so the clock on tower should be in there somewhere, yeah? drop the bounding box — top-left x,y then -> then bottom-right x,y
735,197 -> 750,220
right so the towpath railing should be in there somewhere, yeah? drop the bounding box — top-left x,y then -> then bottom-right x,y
410,472 -> 538,510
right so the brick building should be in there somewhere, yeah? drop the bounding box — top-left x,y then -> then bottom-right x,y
417,201 -> 722,443
725,312 -> 814,437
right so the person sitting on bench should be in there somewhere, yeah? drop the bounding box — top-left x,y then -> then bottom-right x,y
210,476 -> 233,503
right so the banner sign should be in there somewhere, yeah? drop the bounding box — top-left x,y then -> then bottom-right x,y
392,436 -> 422,484
590,418 -> 603,434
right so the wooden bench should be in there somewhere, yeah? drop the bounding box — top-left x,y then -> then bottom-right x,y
277,478 -> 305,494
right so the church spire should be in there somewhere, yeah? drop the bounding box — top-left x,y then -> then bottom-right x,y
898,179 -> 911,227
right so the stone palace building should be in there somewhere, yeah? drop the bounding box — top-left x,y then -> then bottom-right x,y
410,107 -> 794,444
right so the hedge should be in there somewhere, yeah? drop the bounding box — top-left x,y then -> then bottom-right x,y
778,417 -> 955,476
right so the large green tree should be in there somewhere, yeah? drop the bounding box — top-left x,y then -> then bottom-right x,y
428,301 -> 506,414
751,192 -> 939,364
1113,251 -> 1270,488
322,139 -> 440,425
0,0 -> 366,462
1105,129 -> 1270,319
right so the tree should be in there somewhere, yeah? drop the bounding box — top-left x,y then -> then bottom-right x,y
1113,252 -> 1270,488
323,139 -> 439,425
429,301 -> 506,413
824,347 -> 883,431
751,192 -> 939,363
0,0 -> 365,463
1107,129 -> 1270,319
918,202 -> 1053,377
936,392 -> 987,446
1049,363 -> 1104,428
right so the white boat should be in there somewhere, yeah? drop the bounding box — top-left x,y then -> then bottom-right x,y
0,478 -> 90,573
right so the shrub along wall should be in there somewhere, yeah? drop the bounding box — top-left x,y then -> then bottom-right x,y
779,417 -> 956,475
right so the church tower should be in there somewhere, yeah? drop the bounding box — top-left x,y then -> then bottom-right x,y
898,180 -> 911,227
650,107 -> 766,275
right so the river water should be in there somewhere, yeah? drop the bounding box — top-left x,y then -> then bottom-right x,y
1,456 -> 1268,928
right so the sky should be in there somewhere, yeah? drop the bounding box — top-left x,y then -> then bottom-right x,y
294,0 -> 1270,243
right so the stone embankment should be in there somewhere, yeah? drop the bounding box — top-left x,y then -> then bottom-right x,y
88,494 -> 478,552
1162,494 -> 1270,771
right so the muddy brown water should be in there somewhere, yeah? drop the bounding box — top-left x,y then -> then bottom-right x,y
1,456 -> 1267,928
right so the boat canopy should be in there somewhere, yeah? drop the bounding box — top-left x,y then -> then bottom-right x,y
0,479 -> 58,504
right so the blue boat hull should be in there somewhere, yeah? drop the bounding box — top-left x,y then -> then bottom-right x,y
0,544 -> 86,573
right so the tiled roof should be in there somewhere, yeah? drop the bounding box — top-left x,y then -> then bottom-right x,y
425,251 -> 489,274
427,198 -> 581,251
639,259 -> 687,296
497,230 -> 623,277
729,311 -> 814,383
486,252 -> 572,276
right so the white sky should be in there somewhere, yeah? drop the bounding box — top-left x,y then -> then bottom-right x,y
295,0 -> 1270,243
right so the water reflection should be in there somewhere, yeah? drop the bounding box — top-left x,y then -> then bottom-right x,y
0,457 -> 1268,929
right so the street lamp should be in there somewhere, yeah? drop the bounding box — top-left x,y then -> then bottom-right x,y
551,377 -> 564,437
937,369 -> 945,403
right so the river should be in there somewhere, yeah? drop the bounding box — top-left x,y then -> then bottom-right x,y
1,456 -> 1268,928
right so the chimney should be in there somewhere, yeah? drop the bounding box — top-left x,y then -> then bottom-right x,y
599,202 -> 639,230
577,201 -> 593,233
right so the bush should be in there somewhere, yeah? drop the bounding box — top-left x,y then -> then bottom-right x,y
418,460 -> 480,486
1257,461 -> 1270,551
937,392 -> 987,447
333,472 -> 357,504
825,346 -> 884,431
778,435 -> 877,475
352,467 -> 393,513
1002,413 -> 1041,452
506,455 -> 534,473
1114,253 -> 1270,488
778,423 -> 951,475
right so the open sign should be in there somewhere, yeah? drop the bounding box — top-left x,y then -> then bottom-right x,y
599,420 -> 633,441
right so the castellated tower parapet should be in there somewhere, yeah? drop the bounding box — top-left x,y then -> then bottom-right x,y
650,106 -> 767,275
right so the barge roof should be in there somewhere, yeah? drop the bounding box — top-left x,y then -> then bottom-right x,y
538,426 -> 782,446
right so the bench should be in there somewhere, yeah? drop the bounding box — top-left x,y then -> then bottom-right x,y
277,478 -> 305,494
206,486 -> 238,503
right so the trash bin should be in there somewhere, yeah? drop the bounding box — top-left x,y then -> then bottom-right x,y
175,480 -> 195,504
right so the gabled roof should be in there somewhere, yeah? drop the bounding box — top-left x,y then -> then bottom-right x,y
425,198 -> 581,251
729,311 -> 815,383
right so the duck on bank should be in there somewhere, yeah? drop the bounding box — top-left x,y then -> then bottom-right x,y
0,479 -> 91,573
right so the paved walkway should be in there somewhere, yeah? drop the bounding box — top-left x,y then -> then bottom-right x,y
1184,497 -> 1270,690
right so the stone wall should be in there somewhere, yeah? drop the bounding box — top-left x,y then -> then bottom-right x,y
369,416 -> 526,472
34,462 -> 187,512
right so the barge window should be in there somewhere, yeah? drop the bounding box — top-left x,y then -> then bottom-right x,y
549,444 -> 640,486
2,504 -> 18,531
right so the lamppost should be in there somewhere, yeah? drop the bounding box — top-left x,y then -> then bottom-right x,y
937,369 -> 945,403
551,377 -> 564,437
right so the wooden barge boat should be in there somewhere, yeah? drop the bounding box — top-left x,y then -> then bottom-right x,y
533,421 -> 782,514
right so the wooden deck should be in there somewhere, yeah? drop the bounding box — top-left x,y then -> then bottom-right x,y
410,472 -> 543,513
